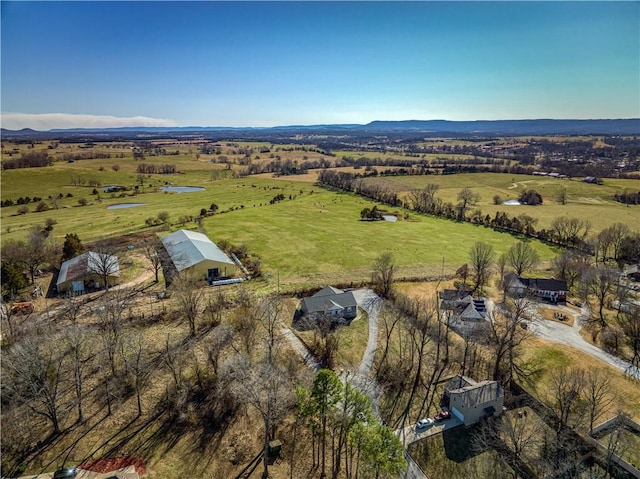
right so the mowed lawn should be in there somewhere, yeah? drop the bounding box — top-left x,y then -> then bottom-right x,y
361,173 -> 640,233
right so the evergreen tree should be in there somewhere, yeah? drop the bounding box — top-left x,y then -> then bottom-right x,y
62,233 -> 84,261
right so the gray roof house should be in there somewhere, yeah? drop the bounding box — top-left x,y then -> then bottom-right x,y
161,229 -> 236,281
300,286 -> 358,321
439,290 -> 489,334
443,375 -> 504,427
57,251 -> 120,294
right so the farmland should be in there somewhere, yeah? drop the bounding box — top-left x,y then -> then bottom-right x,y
358,173 -> 640,232
1,135 -> 639,479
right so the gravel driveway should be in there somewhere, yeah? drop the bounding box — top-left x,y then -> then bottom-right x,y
527,305 -> 639,377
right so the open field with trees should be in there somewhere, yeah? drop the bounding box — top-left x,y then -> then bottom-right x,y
2,134 -> 639,478
358,173 -> 640,232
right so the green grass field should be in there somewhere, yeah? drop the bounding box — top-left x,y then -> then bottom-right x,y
1,162 -> 558,289
361,173 -> 639,232
4,146 -> 634,289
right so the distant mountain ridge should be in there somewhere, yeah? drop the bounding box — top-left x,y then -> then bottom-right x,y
2,118 -> 639,137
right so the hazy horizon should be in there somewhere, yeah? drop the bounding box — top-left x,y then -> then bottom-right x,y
2,1 -> 639,130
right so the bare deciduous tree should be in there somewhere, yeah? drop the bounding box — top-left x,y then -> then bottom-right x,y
620,307 -> 640,379
65,325 -> 92,423
584,266 -> 618,327
469,241 -> 495,292
584,368 -> 615,431
90,241 -> 120,292
371,252 -> 395,298
97,288 -> 131,375
4,338 -> 66,435
140,237 -> 162,283
172,273 -> 205,337
506,241 -> 539,276
121,333 -> 150,416
227,355 -> 295,479
485,298 -> 532,384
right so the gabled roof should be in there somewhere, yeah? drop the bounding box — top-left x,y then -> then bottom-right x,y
301,286 -> 357,315
313,286 -> 346,297
57,252 -> 120,286
161,229 -> 234,272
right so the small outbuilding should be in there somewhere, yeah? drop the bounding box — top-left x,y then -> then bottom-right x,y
161,229 -> 236,282
57,252 -> 120,294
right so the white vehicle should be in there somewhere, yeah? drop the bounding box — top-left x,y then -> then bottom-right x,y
416,418 -> 435,429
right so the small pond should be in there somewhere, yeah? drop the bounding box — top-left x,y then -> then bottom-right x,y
160,186 -> 205,193
106,203 -> 146,210
502,199 -> 522,206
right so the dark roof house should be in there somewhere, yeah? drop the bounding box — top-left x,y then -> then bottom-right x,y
300,286 -> 357,321
506,273 -> 568,302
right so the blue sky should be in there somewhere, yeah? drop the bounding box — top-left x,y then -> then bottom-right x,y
1,1 -> 639,129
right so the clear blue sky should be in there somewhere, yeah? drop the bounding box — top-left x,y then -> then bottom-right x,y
1,1 -> 639,129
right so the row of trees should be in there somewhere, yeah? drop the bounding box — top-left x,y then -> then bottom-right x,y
135,163 -> 177,174
2,151 -> 53,170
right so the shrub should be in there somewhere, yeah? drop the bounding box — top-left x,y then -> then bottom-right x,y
157,211 -> 170,224
17,205 -> 29,215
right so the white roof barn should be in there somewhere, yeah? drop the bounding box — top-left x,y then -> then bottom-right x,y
161,229 -> 236,281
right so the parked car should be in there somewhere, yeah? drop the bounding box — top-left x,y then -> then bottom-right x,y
53,468 -> 78,479
434,410 -> 451,422
416,417 -> 435,429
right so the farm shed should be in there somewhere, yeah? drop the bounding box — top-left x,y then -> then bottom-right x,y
57,252 -> 120,294
161,229 -> 236,282
443,375 -> 504,427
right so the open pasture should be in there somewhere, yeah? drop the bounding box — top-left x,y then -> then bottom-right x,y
359,173 -> 639,232
200,185 -> 557,288
1,159 -> 557,289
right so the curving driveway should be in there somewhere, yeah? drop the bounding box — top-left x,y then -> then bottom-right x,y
526,304 -> 640,378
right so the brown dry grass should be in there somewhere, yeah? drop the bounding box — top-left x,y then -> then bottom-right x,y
524,337 -> 640,423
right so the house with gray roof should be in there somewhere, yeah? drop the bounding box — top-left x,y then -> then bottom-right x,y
443,375 -> 504,426
161,229 -> 236,282
57,251 -> 120,294
439,290 -> 489,334
300,286 -> 357,321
